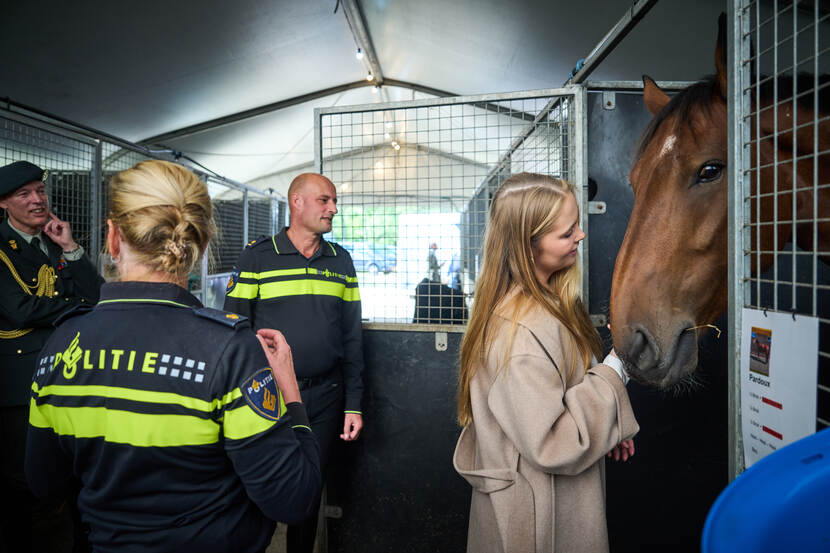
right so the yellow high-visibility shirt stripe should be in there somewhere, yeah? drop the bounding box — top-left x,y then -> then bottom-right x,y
240,268 -> 358,284
31,383 -> 243,413
227,282 -> 259,300
259,279 -> 360,301
240,268 -> 306,280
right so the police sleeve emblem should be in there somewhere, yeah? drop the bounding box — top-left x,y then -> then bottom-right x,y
226,267 -> 240,292
241,368 -> 285,421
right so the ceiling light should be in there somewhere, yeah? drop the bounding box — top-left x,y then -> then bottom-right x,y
372,85 -> 380,93
384,132 -> 390,139
366,73 -> 374,82
375,161 -> 383,169
341,182 -> 351,193
392,142 -> 401,151
355,48 -> 364,60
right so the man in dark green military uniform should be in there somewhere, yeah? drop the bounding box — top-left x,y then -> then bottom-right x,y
0,160 -> 104,552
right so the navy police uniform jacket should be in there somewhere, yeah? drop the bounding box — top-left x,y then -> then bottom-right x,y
25,281 -> 322,553
223,228 -> 364,413
0,219 -> 103,406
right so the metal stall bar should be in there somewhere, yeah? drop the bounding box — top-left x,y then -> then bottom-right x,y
729,0 -> 749,481
567,0 -> 659,85
91,142 -> 103,261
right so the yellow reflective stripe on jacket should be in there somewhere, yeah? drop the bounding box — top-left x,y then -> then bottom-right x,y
31,383 -> 243,413
240,268 -> 358,284
29,399 -> 220,447
306,268 -> 358,283
241,268 -> 306,280
259,279 -> 360,301
222,387 -> 287,440
343,286 -> 360,301
226,281 -> 258,300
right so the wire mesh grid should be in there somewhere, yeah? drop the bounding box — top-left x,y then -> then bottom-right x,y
2,109 -> 276,309
318,92 -> 577,325
738,0 -> 830,429
1,115 -> 96,253
247,197 -> 276,246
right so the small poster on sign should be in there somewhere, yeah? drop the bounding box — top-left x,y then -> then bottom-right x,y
741,308 -> 819,467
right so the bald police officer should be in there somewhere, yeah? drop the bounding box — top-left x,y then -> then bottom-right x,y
224,173 -> 364,553
0,161 -> 104,552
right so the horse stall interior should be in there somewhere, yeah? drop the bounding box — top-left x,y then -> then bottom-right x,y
4,1 -> 828,551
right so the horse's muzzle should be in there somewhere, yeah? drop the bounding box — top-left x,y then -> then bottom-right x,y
619,323 -> 698,388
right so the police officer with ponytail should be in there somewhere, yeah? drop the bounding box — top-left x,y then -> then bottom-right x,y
25,160 -> 321,553
0,161 -> 103,552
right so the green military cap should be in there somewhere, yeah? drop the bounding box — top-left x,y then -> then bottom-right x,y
0,161 -> 49,197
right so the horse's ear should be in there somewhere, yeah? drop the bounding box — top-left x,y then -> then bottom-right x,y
715,12 -> 727,99
642,75 -> 670,115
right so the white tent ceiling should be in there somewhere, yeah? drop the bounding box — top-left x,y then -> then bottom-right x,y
1,0 -> 726,191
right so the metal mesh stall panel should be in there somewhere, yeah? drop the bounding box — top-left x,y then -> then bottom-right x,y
317,90 -> 580,325
736,1 -> 830,430
213,199 -> 246,274
2,108 -> 275,311
1,114 -> 96,252
202,187 -> 281,310
247,197 -> 275,243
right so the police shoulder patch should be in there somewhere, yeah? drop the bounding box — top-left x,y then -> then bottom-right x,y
192,306 -> 247,328
226,267 -> 240,293
241,368 -> 285,421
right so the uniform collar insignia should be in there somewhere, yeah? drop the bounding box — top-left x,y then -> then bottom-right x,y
9,239 -> 17,250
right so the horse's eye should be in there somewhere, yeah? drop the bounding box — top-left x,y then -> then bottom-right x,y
696,162 -> 725,184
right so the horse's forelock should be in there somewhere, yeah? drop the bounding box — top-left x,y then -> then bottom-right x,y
635,75 -> 722,162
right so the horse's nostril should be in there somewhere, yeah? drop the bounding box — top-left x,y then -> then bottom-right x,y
628,330 -> 645,357
629,328 -> 658,371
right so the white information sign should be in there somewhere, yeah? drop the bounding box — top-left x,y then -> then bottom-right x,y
741,308 -> 819,467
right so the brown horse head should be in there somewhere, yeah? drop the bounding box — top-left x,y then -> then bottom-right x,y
610,16 -> 730,388
610,14 -> 830,389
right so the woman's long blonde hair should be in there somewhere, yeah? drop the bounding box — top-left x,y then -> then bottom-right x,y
457,172 -> 602,427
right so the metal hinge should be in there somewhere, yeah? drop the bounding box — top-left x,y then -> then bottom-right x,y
602,91 -> 616,110
435,331 -> 448,352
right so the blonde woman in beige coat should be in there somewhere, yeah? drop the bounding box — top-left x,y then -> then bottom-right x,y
453,172 -> 639,553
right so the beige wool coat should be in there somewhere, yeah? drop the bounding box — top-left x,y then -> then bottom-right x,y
453,294 -> 639,553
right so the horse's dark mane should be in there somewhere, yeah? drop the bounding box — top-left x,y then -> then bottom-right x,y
635,73 -> 830,161
635,75 -> 721,161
